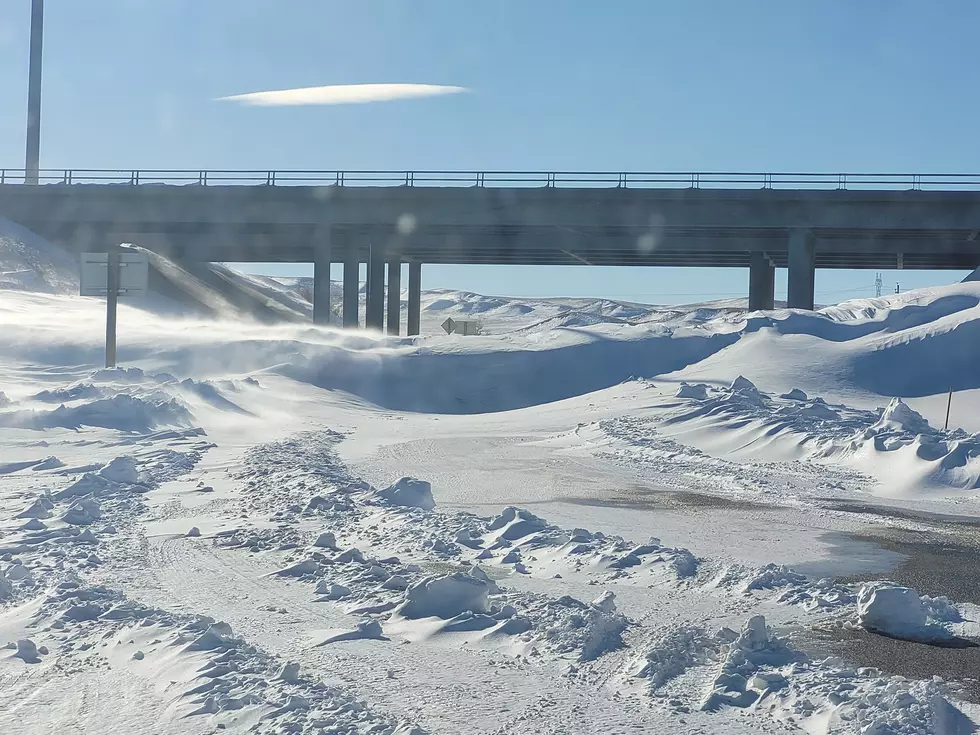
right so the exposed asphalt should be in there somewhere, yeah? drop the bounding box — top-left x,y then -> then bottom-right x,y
803,500 -> 980,703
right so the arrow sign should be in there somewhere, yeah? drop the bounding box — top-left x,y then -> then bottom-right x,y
441,317 -> 455,334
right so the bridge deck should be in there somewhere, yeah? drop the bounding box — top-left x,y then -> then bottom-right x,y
1,183 -> 979,269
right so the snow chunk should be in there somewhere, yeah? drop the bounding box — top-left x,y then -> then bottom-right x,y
314,620 -> 385,645
31,456 -> 64,471
536,595 -> 628,661
397,573 -> 489,619
779,388 -> 808,401
376,477 -> 436,511
729,375 -> 757,392
674,382 -> 709,400
98,456 -> 139,484
312,531 -> 337,549
487,506 -> 546,541
14,638 -> 40,663
591,590 -> 617,614
856,583 -> 952,642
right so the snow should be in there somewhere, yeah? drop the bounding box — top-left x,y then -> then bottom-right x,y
396,573 -> 489,619
375,476 -> 436,511
855,583 -> 956,643
4,229 -> 980,733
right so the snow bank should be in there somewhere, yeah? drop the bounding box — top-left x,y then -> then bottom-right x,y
0,395 -> 193,432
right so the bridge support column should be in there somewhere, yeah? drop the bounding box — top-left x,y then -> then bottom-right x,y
748,251 -> 775,311
407,262 -> 422,336
787,229 -> 815,310
342,246 -> 359,328
366,245 -> 385,330
312,231 -> 332,325
386,260 -> 401,335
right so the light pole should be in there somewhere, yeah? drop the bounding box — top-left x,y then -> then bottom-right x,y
25,0 -> 44,184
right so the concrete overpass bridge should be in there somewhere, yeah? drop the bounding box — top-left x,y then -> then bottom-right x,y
2,168 -> 980,334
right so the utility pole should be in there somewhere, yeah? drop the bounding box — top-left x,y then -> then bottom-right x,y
874,273 -> 882,298
25,0 -> 44,184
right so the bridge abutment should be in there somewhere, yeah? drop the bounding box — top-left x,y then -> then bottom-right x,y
386,259 -> 401,335
343,246 -> 359,327
748,251 -> 775,311
407,262 -> 422,336
787,229 -> 816,310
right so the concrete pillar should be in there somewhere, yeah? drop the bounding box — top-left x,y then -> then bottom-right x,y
787,229 -> 816,310
748,251 -> 775,311
407,262 -> 422,336
312,230 -> 331,325
342,245 -> 359,328
25,0 -> 44,184
386,259 -> 401,335
366,244 -> 385,330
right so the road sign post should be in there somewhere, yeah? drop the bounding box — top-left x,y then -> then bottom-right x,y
104,246 -> 119,367
80,248 -> 149,369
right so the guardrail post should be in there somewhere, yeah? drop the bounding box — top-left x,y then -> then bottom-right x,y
476,172 -> 485,187
65,169 -> 72,185
338,171 -> 345,187
1,170 -> 5,184
912,174 -> 921,191
546,172 -> 556,187
618,173 -> 627,188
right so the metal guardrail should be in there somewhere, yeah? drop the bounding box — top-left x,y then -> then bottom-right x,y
4,168 -> 980,190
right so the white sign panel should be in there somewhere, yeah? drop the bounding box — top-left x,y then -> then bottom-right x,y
441,317 -> 481,335
80,252 -> 149,298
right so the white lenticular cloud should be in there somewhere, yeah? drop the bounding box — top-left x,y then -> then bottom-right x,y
218,83 -> 468,106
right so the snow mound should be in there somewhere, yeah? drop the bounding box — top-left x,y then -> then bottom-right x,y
397,573 -> 489,619
376,477 -> 436,511
855,582 -> 956,643
729,375 -> 757,393
98,456 -> 139,484
486,506 -> 547,541
871,397 -> 932,434
528,593 -> 629,661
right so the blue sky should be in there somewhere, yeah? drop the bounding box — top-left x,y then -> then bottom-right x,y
1,0 -> 977,303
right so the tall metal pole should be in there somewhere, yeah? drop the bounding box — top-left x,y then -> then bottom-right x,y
25,0 -> 44,185
945,386 -> 953,431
